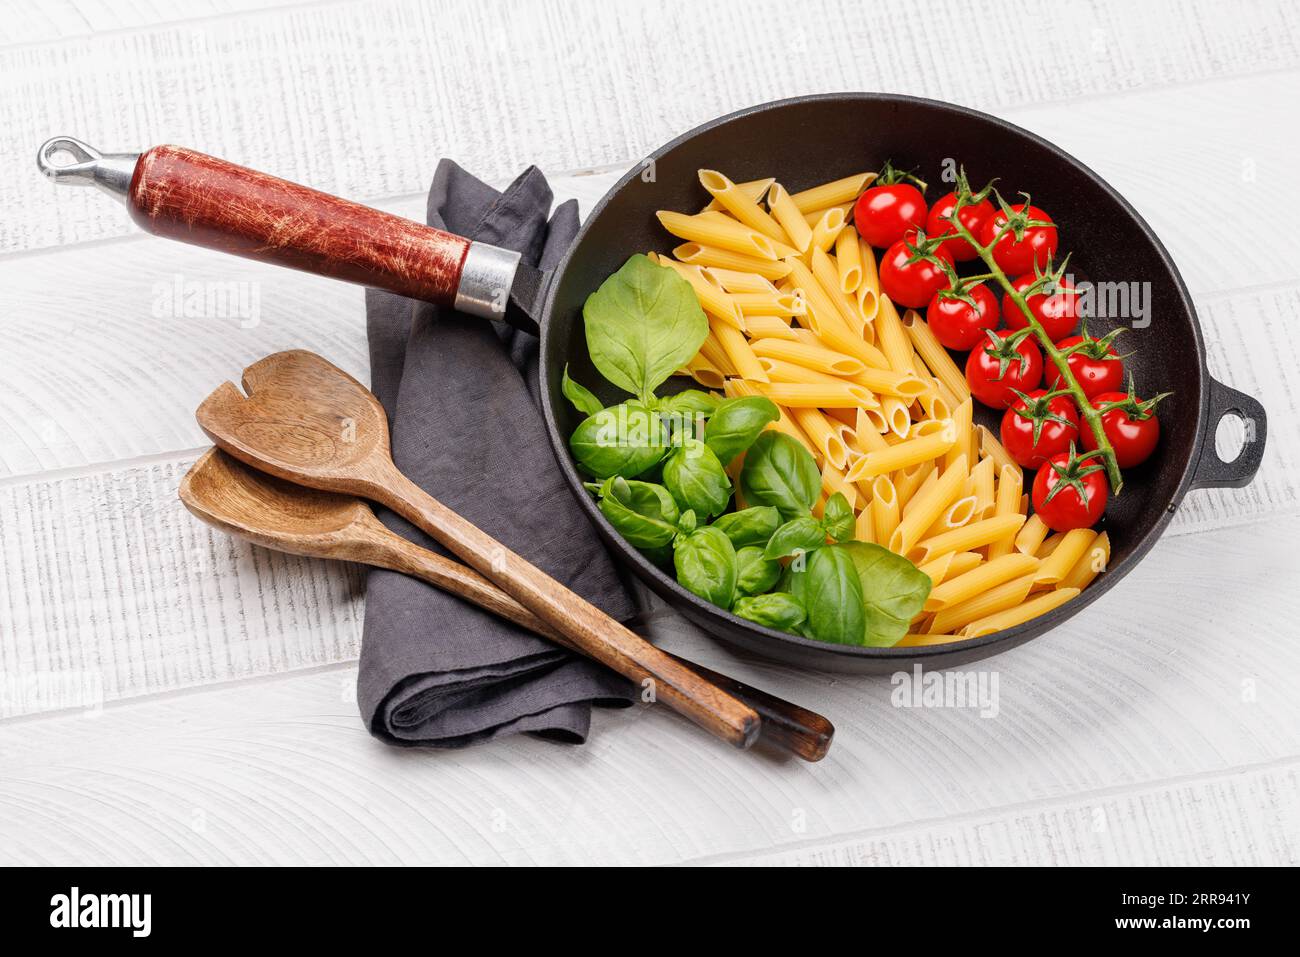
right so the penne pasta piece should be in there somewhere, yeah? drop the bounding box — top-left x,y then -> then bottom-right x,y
960,588 -> 1080,638
846,423 -> 957,481
856,237 -> 881,322
880,396 -> 912,438
1057,531 -> 1110,591
657,210 -> 779,260
743,315 -> 799,340
789,171 -> 876,213
894,460 -> 937,512
698,329 -> 737,376
801,203 -> 850,227
917,551 -> 956,588
946,551 -> 985,579
806,207 -> 847,255
835,225 -> 863,293
857,405 -> 889,436
1036,532 -> 1065,558
712,318 -> 769,382
683,357 -> 726,390
944,398 -> 974,471
1014,513 -> 1051,555
750,337 -> 865,376
1034,528 -> 1097,586
673,242 -> 792,281
788,407 -> 849,469
928,572 -> 1038,635
969,456 -> 997,520
889,455 -> 967,554
655,256 -> 744,327
926,495 -> 978,538
697,170 -> 788,242
976,424 -> 1019,475
854,501 -> 876,544
911,514 -> 1027,564
851,411 -> 890,451
871,476 -> 900,549
987,464 -> 1025,560
704,176 -> 775,212
704,267 -> 778,295
731,292 -> 806,317
810,247 -> 866,335
767,184 -> 814,253
875,295 -> 916,374
903,308 -> 971,400
852,366 -> 928,399
924,552 -> 1041,612
759,382 -> 876,409
822,460 -> 860,510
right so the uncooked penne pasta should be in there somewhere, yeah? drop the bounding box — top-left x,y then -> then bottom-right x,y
750,338 -> 865,376
853,366 -> 928,399
1034,528 -> 1097,586
657,210 -> 779,260
976,424 -> 1019,475
904,308 -> 971,400
760,382 -> 875,409
889,454 -> 967,555
810,247 -> 864,335
1057,531 -> 1110,591
806,207 -> 847,255
969,456 -> 996,520
743,315 -> 799,340
822,460 -> 860,510
835,225 -> 863,293
894,460 -> 936,512
712,318 -> 769,382
847,424 -> 957,481
944,397 -> 973,471
789,171 -> 875,213
654,255 -> 744,327
875,295 -> 916,374
704,176 -> 774,212
871,476 -> 900,549
986,464 -> 1024,560
673,242 -> 792,281
911,514 -> 1026,564
789,407 -> 849,468
767,184 -> 814,253
917,551 -> 957,588
927,495 -> 978,539
697,170 -> 787,242
683,357 -> 726,390
704,267 -> 778,295
946,551 -> 985,579
731,292 -> 806,317
960,588 -> 1081,638
879,396 -> 912,438
925,553 -> 1040,612
928,572 -> 1038,635
854,501 -> 876,544
1014,513 -> 1051,555
698,329 -> 736,376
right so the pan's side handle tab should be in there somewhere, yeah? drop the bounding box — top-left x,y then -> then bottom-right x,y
1190,376 -> 1268,490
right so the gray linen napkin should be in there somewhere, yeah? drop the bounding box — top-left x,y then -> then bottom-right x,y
359,161 -> 637,748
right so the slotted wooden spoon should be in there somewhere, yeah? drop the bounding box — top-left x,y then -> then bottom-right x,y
195,350 -> 763,750
179,447 -> 832,760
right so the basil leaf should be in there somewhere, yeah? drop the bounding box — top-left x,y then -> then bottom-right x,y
662,438 -> 732,519
583,255 -> 709,403
569,401 -> 668,479
560,364 -> 605,417
711,506 -> 782,549
821,492 -> 855,543
704,396 -> 780,466
732,592 -> 807,631
594,477 -> 680,551
734,545 -> 782,597
786,544 -> 866,645
673,526 -> 737,608
660,389 -> 721,416
763,515 -> 827,560
840,541 -> 932,647
677,509 -> 698,534
739,432 -> 821,520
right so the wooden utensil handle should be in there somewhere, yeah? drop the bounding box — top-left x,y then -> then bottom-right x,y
127,145 -> 470,305
376,531 -> 831,761
375,472 -> 761,750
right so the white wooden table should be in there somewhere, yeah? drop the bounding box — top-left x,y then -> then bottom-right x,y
2,0 -> 1297,866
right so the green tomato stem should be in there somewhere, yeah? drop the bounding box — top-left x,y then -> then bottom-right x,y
946,212 -> 1124,495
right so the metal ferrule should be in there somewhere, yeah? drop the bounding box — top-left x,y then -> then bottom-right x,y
454,241 -> 523,320
37,136 -> 140,203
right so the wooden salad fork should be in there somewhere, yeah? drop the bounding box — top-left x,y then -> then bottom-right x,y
195,350 -> 763,751
179,447 -> 833,761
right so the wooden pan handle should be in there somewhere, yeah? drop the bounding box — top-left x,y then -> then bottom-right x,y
372,524 -> 832,761
374,470 -> 761,750
125,145 -> 473,306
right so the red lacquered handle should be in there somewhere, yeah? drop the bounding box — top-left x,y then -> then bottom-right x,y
128,145 -> 469,304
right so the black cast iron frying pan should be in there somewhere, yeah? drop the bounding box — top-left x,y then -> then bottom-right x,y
40,93 -> 1267,673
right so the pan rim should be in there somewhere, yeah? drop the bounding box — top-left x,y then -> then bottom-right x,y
539,91 -> 1208,664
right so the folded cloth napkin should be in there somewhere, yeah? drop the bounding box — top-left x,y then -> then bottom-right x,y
358,161 -> 638,748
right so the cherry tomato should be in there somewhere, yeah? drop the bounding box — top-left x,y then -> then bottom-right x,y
926,191 -> 995,262
1002,274 -> 1080,341
879,234 -> 954,309
855,182 -> 927,249
1031,449 -> 1108,531
1000,389 -> 1080,469
1081,390 -> 1167,468
979,203 -> 1058,275
1047,331 -> 1124,399
927,283 -> 1000,350
964,328 -> 1043,409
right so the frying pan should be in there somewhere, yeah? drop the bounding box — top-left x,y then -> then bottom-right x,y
40,93 -> 1267,673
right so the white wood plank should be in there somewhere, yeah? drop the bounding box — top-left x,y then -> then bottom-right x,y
1,0 -> 292,47
1,511 -> 1297,864
5,0 -> 1298,252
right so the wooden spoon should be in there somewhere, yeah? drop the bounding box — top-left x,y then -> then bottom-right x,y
179,447 -> 832,761
195,350 -> 762,750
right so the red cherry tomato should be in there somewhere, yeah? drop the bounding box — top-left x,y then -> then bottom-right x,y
1002,274 -> 1080,341
1000,389 -> 1080,469
879,234 -> 954,309
964,328 -> 1043,409
979,203 -> 1058,275
926,283 -> 1000,350
1047,332 -> 1124,399
926,191 -> 995,262
1031,449 -> 1108,532
855,182 -> 927,249
1081,390 -> 1166,468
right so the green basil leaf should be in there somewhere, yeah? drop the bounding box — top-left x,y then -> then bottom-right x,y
594,477 -> 681,551
583,254 -> 709,403
821,492 -> 855,543
569,401 -> 668,479
739,431 -> 821,520
711,506 -> 782,549
560,364 -> 605,417
785,544 -> 867,645
662,438 -> 732,519
840,541 -> 932,647
734,545 -> 782,597
660,389 -> 721,416
677,509 -> 698,534
704,396 -> 780,466
673,526 -> 737,609
732,592 -> 807,632
762,515 -> 827,560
